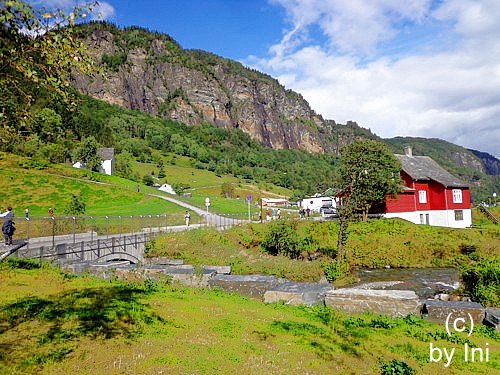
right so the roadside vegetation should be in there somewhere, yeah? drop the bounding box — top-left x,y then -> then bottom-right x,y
0,259 -> 497,374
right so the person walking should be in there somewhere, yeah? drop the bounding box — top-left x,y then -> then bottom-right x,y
184,211 -> 191,227
2,219 -> 15,245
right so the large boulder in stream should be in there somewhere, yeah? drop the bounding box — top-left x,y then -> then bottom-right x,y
325,289 -> 422,317
422,300 -> 486,325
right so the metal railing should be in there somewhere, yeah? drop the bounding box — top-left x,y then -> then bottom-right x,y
12,213 -> 202,248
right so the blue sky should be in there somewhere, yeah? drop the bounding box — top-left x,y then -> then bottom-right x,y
35,1 -> 500,157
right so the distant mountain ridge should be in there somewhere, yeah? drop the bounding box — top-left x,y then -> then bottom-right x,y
468,149 -> 500,176
70,22 -> 499,190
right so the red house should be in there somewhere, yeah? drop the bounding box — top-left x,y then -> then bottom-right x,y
383,146 -> 471,228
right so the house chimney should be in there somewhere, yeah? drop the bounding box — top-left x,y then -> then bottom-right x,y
404,146 -> 413,157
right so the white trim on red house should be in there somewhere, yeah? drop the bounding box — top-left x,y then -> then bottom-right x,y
381,147 -> 472,228
384,208 -> 472,228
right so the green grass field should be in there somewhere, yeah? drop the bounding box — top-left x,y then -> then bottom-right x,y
0,153 -> 291,218
0,260 -> 497,374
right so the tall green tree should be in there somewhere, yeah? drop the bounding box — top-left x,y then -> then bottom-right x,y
73,136 -> 101,172
335,140 -> 401,258
0,0 -> 97,150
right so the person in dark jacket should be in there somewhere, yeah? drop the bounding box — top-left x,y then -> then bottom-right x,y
2,219 -> 15,245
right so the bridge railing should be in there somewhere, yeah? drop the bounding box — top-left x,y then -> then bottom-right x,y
11,213 -> 205,246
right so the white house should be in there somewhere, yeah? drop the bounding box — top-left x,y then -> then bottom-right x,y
158,184 -> 176,195
299,194 -> 337,213
72,148 -> 115,176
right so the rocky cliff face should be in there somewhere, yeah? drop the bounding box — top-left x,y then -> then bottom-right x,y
71,24 -> 498,179
72,25 -> 329,153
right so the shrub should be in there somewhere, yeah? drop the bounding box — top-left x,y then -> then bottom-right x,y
379,359 -> 416,375
19,158 -> 49,170
460,257 -> 500,307
260,221 -> 301,259
64,194 -> 86,215
322,259 -> 350,282
171,182 -> 190,195
142,174 -> 154,186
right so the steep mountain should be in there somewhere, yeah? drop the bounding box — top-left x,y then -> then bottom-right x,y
468,149 -> 500,176
70,22 -> 499,199
72,23 -> 335,153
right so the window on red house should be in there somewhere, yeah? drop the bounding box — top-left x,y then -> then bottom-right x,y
452,189 -> 462,203
418,190 -> 427,203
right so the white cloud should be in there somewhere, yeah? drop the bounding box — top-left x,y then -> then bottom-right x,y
253,0 -> 500,157
92,2 -> 115,21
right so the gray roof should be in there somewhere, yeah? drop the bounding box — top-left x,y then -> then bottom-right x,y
97,148 -> 114,161
395,154 -> 468,188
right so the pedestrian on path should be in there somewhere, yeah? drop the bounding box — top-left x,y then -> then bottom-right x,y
184,211 -> 191,227
2,219 -> 15,245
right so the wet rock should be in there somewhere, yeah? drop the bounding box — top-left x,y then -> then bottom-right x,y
264,282 -> 333,306
325,289 -> 422,317
353,281 -> 403,290
422,300 -> 486,325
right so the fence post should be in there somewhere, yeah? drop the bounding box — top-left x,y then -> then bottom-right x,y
90,216 -> 94,242
119,216 -> 122,239
156,215 -> 160,237
51,217 -> 55,248
26,217 -> 30,250
72,217 -> 76,244
106,216 -> 109,238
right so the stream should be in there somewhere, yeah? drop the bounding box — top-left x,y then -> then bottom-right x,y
349,268 -> 461,298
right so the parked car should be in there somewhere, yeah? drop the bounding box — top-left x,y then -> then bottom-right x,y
320,206 -> 337,217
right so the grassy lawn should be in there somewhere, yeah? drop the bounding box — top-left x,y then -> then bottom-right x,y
0,260 -> 497,374
0,153 -> 292,218
134,158 -> 292,198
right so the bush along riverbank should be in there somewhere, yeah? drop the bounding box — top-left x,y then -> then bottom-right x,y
145,218 -> 499,305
